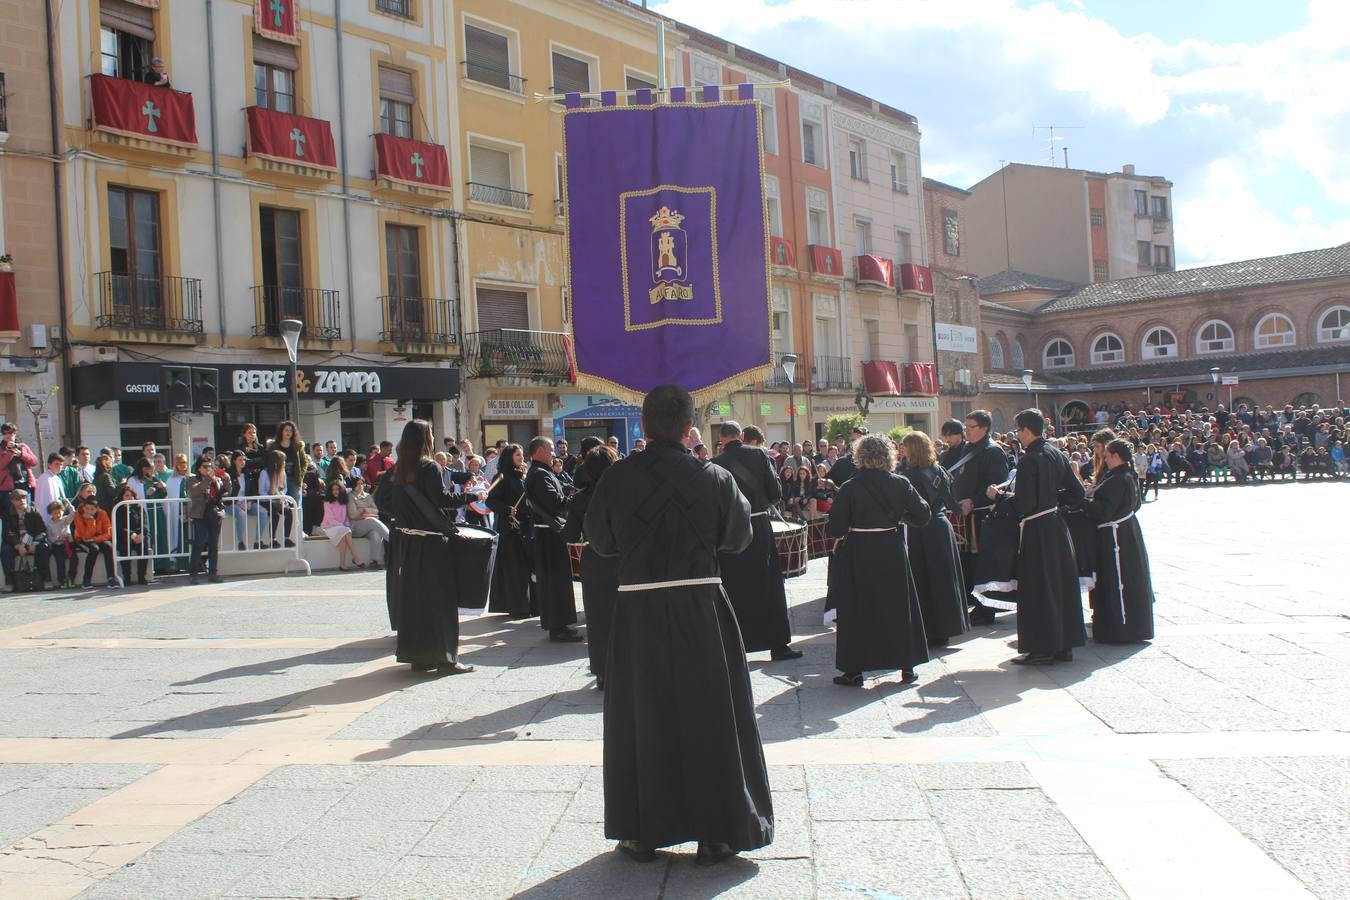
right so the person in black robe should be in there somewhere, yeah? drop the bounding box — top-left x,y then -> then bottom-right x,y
824,426 -> 866,486
985,408 -> 1086,665
937,419 -> 966,470
585,384 -> 771,865
524,437 -> 582,642
561,445 -> 620,686
825,433 -> 932,686
710,421 -> 801,660
900,432 -> 970,648
486,444 -> 534,619
1085,439 -> 1155,643
376,419 -> 478,675
953,410 -> 1011,624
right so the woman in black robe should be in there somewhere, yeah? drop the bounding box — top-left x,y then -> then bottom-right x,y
900,433 -> 969,648
1085,439 -> 1155,643
376,419 -> 478,675
825,434 -> 932,686
561,445 -> 619,687
486,444 -> 534,618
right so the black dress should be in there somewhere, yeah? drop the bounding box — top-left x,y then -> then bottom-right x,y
585,441 -> 772,852
904,466 -> 970,644
524,460 -> 578,632
1085,466 -> 1155,643
825,469 -> 932,674
562,484 -> 618,679
376,460 -> 474,668
952,437 -> 1011,607
486,469 -> 534,618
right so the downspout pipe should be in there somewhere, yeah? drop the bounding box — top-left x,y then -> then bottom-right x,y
205,0 -> 227,347
44,0 -> 74,443
334,0 -> 357,352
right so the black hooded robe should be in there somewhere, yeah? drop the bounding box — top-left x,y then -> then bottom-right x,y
904,465 -> 970,643
1085,465 -> 1155,643
525,460 -> 578,632
562,484 -> 618,678
486,469 -> 535,619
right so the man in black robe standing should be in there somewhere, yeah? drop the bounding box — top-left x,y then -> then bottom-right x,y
712,421 -> 802,661
586,385 -> 773,865
937,419 -> 966,469
524,437 -> 583,642
953,410 -> 1010,625
827,426 -> 867,485
987,408 -> 1086,665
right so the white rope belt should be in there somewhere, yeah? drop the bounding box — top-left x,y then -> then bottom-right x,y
849,526 -> 897,532
396,527 -> 443,538
1018,505 -> 1059,548
1097,512 -> 1135,623
617,577 -> 722,592
533,524 -> 552,529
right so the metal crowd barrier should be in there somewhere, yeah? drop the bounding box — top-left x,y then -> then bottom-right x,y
109,495 -> 311,586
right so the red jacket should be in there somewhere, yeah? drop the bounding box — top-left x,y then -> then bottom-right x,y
0,441 -> 37,492
364,452 -> 393,478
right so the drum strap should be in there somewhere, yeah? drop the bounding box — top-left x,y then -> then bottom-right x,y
617,577 -> 722,592
849,526 -> 897,532
401,484 -> 457,537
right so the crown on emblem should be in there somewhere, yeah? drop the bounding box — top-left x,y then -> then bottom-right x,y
649,206 -> 685,229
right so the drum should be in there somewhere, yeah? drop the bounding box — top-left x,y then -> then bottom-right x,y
807,516 -> 833,559
970,506 -> 1018,610
567,542 -> 586,581
772,519 -> 808,578
448,525 -> 498,611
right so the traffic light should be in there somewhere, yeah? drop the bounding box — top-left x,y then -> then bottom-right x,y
192,368 -> 219,413
160,366 -> 192,413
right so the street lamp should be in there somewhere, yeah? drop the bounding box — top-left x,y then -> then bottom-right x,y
780,353 -> 798,447
280,319 -> 304,422
1021,368 -> 1041,419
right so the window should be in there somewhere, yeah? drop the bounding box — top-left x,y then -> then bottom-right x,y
476,286 -> 530,331
1137,241 -> 1152,268
464,24 -> 518,92
1254,313 -> 1295,348
758,87 -> 778,154
1196,320 -> 1235,354
100,0 -> 154,81
806,188 -> 829,246
1151,196 -> 1169,220
1154,245 -> 1172,270
771,287 -> 792,357
1317,306 -> 1350,342
1043,339 -> 1075,368
905,324 -> 920,361
468,142 -> 527,209
988,336 -> 1005,369
554,155 -> 564,217
1093,260 -> 1108,282
813,294 -> 840,357
1141,327 -> 1176,359
890,151 -> 908,193
895,230 -> 913,265
107,186 -> 163,323
854,219 -> 872,256
1135,189 -> 1148,216
848,138 -> 866,180
378,67 -> 415,139
802,119 -> 822,167
765,179 -> 782,237
254,38 -> 299,113
942,210 -> 960,257
551,49 -> 591,95
385,225 -> 421,298
375,0 -> 412,17
691,56 -> 720,88
625,74 -> 655,92
469,143 -> 512,190
1091,333 -> 1124,364
1090,207 -> 1105,227
864,318 -> 880,361
259,206 -> 304,330
1010,339 -> 1025,369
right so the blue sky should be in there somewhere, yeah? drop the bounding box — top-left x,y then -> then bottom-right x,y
649,0 -> 1350,268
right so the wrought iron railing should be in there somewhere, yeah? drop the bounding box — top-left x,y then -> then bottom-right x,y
251,285 -> 342,341
95,271 -> 204,334
462,329 -> 571,382
467,181 -> 532,210
813,355 -> 854,390
764,352 -> 808,389
461,61 -> 526,94
379,295 -> 459,348
375,0 -> 411,17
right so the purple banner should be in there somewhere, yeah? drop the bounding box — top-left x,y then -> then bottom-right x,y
563,102 -> 771,402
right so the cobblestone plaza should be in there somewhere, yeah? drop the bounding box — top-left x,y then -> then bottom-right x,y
1,481 -> 1347,898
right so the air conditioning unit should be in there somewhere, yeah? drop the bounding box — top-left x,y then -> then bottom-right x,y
0,356 -> 43,373
95,346 -> 118,362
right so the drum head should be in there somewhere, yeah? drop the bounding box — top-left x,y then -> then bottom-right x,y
455,525 -> 495,541
771,520 -> 805,535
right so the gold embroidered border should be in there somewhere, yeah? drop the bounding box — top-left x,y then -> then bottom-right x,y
618,184 -> 721,332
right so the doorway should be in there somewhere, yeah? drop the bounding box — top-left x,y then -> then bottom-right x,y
482,420 -> 537,452
564,418 -> 622,451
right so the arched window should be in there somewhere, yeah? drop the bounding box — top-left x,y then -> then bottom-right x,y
1141,327 -> 1178,359
991,409 -> 1007,432
1010,339 -> 1025,369
1317,306 -> 1350,342
1043,339 -> 1074,368
988,336 -> 1006,369
1254,313 -> 1295,349
1196,320 -> 1234,354
1090,333 -> 1124,365
1293,391 -> 1321,408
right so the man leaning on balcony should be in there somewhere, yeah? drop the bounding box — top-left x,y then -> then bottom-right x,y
142,57 -> 170,89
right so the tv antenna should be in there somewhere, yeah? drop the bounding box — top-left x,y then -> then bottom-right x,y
1032,124 -> 1084,167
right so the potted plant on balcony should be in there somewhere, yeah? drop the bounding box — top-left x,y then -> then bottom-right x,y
0,253 -> 13,272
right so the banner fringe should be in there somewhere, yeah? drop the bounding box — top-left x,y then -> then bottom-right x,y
573,364 -> 775,412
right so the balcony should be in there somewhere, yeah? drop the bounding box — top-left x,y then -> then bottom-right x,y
94,272 -> 204,340
88,74 -> 198,163
898,263 -> 934,295
813,355 -> 854,390
462,329 -> 573,384
807,245 -> 844,278
373,133 -> 452,203
1152,216 -> 1170,234
854,254 -> 894,289
769,236 -> 797,270
764,352 -> 808,390
461,61 -> 527,95
468,181 -> 532,211
251,286 -> 342,342
374,0 -> 411,17
861,360 -> 901,396
379,296 -> 459,352
244,106 -> 336,183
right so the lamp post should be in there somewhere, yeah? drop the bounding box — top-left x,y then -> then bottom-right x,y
780,353 -> 798,447
280,319 -> 304,423
1209,366 -> 1220,411
1021,368 -> 1039,419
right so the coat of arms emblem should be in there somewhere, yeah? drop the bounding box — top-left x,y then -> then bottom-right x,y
649,206 -> 694,303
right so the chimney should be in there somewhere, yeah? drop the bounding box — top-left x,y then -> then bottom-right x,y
1122,164 -> 1135,175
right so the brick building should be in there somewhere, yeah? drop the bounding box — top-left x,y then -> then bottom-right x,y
923,178 -> 982,424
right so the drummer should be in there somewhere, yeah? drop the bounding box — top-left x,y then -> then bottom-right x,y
711,422 -> 802,661
952,410 -> 1011,626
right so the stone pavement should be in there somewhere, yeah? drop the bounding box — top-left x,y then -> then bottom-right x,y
0,479 -> 1347,898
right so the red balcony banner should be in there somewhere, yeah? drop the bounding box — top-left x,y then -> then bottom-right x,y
899,262 -> 934,294
374,133 -> 451,190
808,244 -> 844,277
246,107 -> 336,170
0,272 -> 19,343
861,360 -> 901,396
254,0 -> 299,44
89,75 -> 198,148
856,254 -> 894,288
902,362 -> 938,395
769,236 -> 797,269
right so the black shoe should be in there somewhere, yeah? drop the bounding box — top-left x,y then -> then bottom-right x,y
833,672 -> 864,686
595,676 -> 605,691
1012,653 -> 1055,666
437,662 -> 474,675
928,637 -> 949,649
616,840 -> 659,863
900,669 -> 918,683
410,664 -> 437,673
549,627 -> 585,643
238,542 -> 246,551
284,539 -> 296,548
969,607 -> 996,626
696,842 -> 736,866
188,576 -> 199,585
770,646 -> 804,660
1053,649 -> 1073,662
208,575 -> 223,584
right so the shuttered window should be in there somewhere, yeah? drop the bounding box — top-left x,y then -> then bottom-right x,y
464,24 -> 512,89
378,67 -> 415,104
378,67 -> 415,138
100,0 -> 155,40
253,36 -> 299,70
551,52 -> 590,94
476,288 -> 530,331
469,145 -> 511,189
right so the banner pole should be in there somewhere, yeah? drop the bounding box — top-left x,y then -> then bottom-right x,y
657,21 -> 667,91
